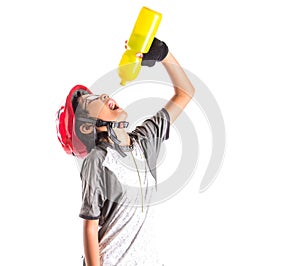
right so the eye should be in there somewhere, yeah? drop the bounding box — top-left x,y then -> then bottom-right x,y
100,94 -> 109,101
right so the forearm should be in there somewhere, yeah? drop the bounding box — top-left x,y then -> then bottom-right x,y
83,219 -> 100,266
162,52 -> 195,100
161,52 -> 195,123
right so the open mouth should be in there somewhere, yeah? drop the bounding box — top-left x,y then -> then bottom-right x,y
108,99 -> 119,110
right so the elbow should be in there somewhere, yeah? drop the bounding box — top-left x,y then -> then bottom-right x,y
178,85 -> 195,101
190,86 -> 195,99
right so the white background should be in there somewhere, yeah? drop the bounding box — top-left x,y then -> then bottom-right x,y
1,0 -> 300,265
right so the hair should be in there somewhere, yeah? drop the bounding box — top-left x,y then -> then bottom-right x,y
72,90 -> 109,153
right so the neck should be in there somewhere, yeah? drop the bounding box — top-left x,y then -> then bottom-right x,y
110,128 -> 131,146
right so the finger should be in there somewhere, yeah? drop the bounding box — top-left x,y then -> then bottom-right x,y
136,52 -> 143,59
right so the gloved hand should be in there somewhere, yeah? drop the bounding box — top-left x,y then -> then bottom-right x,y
142,37 -> 169,67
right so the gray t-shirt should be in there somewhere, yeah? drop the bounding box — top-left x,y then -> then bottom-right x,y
79,108 -> 170,265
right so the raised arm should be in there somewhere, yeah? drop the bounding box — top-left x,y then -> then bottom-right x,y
162,52 -> 195,124
141,38 -> 195,124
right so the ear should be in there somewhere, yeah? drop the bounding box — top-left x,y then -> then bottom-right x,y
79,123 -> 94,135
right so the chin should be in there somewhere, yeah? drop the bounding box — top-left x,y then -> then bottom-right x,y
115,109 -> 128,121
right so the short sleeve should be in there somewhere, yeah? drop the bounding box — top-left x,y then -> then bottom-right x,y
132,108 -> 170,142
79,154 -> 106,220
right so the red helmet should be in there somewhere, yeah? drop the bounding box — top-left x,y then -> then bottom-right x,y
56,84 -> 92,158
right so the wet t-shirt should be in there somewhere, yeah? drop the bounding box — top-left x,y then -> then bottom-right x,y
79,109 -> 170,265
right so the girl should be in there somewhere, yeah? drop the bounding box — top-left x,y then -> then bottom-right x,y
57,38 -> 195,265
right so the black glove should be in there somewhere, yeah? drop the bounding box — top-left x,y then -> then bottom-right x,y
142,37 -> 169,67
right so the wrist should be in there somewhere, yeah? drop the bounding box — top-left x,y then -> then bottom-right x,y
141,38 -> 169,67
161,51 -> 171,63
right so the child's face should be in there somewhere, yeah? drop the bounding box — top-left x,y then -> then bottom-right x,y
81,93 -> 127,122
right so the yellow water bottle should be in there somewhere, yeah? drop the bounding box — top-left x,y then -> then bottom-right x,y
118,7 -> 162,86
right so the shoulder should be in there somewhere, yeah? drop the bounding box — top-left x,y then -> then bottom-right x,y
84,145 -> 107,163
80,145 -> 108,181
130,108 -> 170,138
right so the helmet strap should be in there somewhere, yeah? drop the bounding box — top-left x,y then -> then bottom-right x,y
76,117 -> 129,156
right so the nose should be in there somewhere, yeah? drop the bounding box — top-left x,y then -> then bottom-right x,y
100,94 -> 109,102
